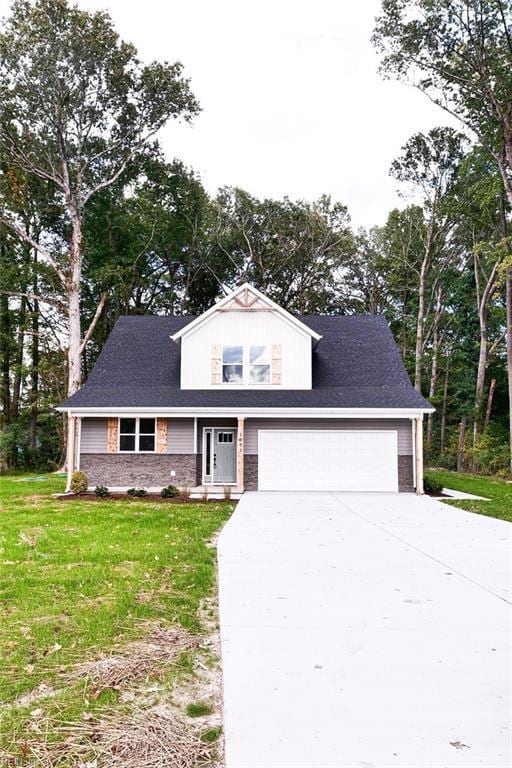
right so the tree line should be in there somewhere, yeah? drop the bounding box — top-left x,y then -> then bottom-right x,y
0,0 -> 511,476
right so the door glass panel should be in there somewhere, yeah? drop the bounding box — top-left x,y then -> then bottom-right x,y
205,431 -> 212,477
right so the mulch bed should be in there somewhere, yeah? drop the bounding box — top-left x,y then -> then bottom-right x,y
56,493 -> 233,504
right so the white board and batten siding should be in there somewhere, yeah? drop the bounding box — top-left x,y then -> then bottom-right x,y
179,310 -> 312,389
258,430 -> 399,492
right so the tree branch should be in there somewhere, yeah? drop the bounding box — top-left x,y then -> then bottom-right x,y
0,212 -> 68,288
79,292 -> 107,354
0,289 -> 67,311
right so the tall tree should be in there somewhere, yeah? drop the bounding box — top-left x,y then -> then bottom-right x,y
0,0 -> 199,399
374,0 -> 512,462
390,127 -> 465,392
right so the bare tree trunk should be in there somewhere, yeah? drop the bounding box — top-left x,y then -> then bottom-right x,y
414,217 -> 435,393
484,378 -> 497,432
440,356 -> 449,455
472,250 -> 499,460
426,288 -> 442,450
500,192 -> 512,474
11,296 -> 26,421
29,296 -> 39,454
507,269 -> 512,473
457,416 -> 467,473
426,341 -> 439,450
67,216 -> 83,397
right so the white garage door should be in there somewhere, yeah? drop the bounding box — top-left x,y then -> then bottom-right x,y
258,430 -> 399,492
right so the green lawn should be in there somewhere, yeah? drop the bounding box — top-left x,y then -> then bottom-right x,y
0,473 -> 234,762
427,469 -> 512,523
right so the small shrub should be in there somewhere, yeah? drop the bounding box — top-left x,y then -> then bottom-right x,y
423,475 -> 443,495
180,485 -> 191,500
201,489 -> 208,502
223,484 -> 232,500
495,467 -> 511,480
94,485 -> 110,498
127,487 -> 147,497
70,470 -> 88,494
161,484 -> 180,498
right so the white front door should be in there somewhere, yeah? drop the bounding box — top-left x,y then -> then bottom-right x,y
258,430 -> 399,492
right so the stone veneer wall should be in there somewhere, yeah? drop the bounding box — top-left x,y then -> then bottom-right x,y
244,455 -> 259,491
242,454 -> 415,493
80,454 -> 197,488
398,455 -> 414,492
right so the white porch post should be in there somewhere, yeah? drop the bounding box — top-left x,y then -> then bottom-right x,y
65,414 -> 77,493
236,417 -> 245,493
414,415 -> 424,495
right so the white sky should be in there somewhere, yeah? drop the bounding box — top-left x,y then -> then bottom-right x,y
1,0 -> 457,228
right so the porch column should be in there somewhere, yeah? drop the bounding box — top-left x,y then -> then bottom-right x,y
65,414 -> 77,493
414,415 -> 424,495
236,417 -> 245,493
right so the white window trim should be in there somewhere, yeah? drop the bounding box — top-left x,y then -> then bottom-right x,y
118,416 -> 157,453
221,345 -> 272,386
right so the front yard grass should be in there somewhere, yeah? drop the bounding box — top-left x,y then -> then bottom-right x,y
0,473 -> 234,763
427,469 -> 512,523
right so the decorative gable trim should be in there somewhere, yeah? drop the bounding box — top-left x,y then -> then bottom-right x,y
170,283 -> 322,345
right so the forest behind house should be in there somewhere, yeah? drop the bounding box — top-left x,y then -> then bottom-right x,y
0,0 -> 511,477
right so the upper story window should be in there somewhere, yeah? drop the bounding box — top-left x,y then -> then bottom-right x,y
119,417 -> 156,452
249,345 -> 270,383
221,345 -> 271,385
222,345 -> 243,383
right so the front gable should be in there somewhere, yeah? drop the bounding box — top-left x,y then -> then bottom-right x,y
173,284 -> 320,391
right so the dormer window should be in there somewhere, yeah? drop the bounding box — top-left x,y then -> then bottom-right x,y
220,345 -> 272,385
222,345 -> 243,383
249,346 -> 270,383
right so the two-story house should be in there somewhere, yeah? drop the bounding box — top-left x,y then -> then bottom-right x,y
58,283 -> 433,495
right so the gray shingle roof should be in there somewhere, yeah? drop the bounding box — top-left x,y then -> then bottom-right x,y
60,314 -> 432,410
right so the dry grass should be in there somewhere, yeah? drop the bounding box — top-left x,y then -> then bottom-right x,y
2,706 -> 214,768
68,624 -> 199,695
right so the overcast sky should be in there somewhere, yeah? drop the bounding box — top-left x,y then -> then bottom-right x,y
1,0 -> 456,228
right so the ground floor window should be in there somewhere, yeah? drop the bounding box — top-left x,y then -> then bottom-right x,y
119,417 -> 156,452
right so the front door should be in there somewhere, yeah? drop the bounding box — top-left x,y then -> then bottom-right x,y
203,428 -> 237,484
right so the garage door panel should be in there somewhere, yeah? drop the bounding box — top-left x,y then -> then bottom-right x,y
258,430 -> 398,492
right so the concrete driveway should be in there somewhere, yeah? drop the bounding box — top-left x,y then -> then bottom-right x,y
217,492 -> 511,767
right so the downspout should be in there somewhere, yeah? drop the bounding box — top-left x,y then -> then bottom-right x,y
65,413 -> 76,493
414,415 -> 424,495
